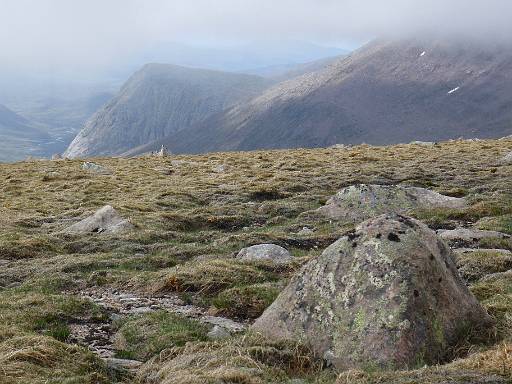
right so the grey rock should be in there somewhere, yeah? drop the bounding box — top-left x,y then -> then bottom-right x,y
207,325 -> 231,340
297,227 -> 314,236
329,144 -> 351,150
502,151 -> 512,164
317,184 -> 466,222
453,248 -> 512,256
212,164 -> 227,173
236,244 -> 293,264
104,358 -> 143,371
51,153 -> 63,160
64,205 -> 134,234
438,228 -> 510,243
251,214 -> 493,370
81,162 -> 111,175
199,316 -> 245,333
410,140 -> 436,146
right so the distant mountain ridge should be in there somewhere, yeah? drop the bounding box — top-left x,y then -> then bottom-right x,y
128,38 -> 512,155
0,104 -> 51,162
64,64 -> 273,158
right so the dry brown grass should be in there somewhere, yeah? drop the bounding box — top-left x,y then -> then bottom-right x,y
0,138 -> 511,383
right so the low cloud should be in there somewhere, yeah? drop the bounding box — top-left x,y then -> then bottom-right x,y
1,0 -> 511,73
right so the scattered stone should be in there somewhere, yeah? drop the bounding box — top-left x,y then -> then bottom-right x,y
212,164 -> 227,173
329,144 -> 351,150
438,228 -> 510,248
236,244 -> 293,264
297,227 -> 314,236
104,358 -> 143,372
207,325 -> 231,340
501,151 -> 512,164
453,248 -> 512,256
81,162 -> 111,174
410,141 -> 436,147
51,153 -> 62,160
317,184 -> 466,222
251,214 -> 493,370
64,205 -> 134,234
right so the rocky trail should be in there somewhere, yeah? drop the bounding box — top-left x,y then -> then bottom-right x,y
67,287 -> 246,371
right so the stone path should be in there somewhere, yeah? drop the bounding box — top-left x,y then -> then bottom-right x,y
68,288 -> 246,361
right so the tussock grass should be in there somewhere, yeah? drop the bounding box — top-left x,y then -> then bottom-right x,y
113,311 -> 209,362
336,343 -> 512,384
154,259 -> 287,295
135,333 -> 324,384
0,138 -> 511,382
455,250 -> 512,282
0,333 -> 110,384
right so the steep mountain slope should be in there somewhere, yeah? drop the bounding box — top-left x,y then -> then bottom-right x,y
243,55 -> 345,81
132,39 -> 512,155
0,104 -> 51,162
64,64 -> 272,158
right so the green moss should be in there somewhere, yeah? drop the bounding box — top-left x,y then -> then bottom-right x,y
212,283 -> 281,319
113,311 -> 209,361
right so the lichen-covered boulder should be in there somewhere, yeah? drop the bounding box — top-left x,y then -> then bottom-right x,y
317,184 -> 466,222
251,214 -> 493,370
64,205 -> 134,234
236,244 -> 292,264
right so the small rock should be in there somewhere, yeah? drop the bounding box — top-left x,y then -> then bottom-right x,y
104,358 -> 143,372
200,316 -> 245,333
212,164 -> 227,173
329,144 -> 351,150
438,228 -> 510,246
297,227 -> 314,236
236,244 -> 293,264
409,141 -> 436,147
64,205 -> 134,234
501,151 -> 512,165
51,153 -> 63,160
454,248 -> 512,256
207,325 -> 231,340
81,162 -> 111,175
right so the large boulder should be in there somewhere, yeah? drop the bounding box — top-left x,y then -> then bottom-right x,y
236,244 -> 292,264
317,184 -> 466,222
251,214 -> 493,370
64,205 -> 134,234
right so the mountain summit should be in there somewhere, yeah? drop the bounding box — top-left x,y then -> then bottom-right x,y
64,64 -> 272,158
132,39 -> 512,155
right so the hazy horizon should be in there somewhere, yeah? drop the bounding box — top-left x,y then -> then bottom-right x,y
2,0 -> 512,76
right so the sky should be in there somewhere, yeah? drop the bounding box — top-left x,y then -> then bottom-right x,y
1,0 -> 512,74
